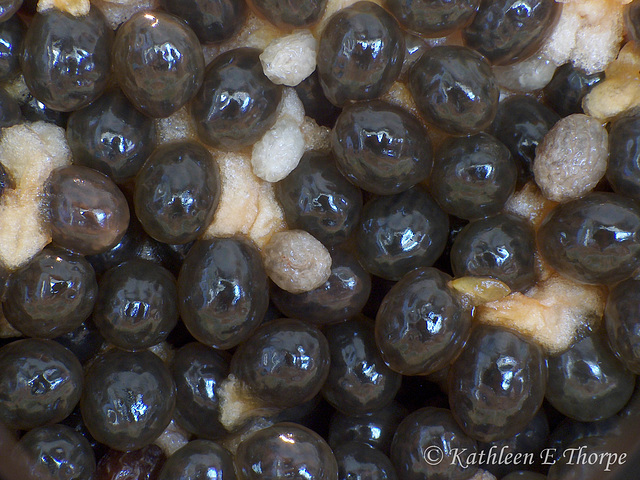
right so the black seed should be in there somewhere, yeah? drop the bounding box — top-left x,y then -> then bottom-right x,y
0,14 -> 24,82
537,192 -> 640,285
429,132 -> 516,220
66,89 -> 157,184
112,11 -> 205,118
449,325 -> 547,442
462,0 -> 561,66
93,259 -> 178,351
134,141 -> 221,245
408,45 -> 499,135
375,267 -> 471,375
21,7 -> 112,112
356,186 -> 449,281
159,0 -> 246,44
331,100 -> 433,195
0,339 -> 83,430
385,0 -> 480,37
81,348 -> 176,452
191,47 -> 282,150
276,150 -> 363,247
4,247 -> 98,339
322,318 -> 402,414
250,0 -> 327,28
451,213 -> 536,292
19,424 -> 96,480
546,329 -> 635,422
48,165 -> 130,256
230,319 -> 330,409
178,237 -> 269,349
317,1 -> 405,106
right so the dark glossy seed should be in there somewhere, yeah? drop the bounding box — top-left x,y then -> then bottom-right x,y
113,11 -> 204,118
66,89 -> 157,184
191,47 -> 282,150
4,247 -> 98,338
158,440 -> 235,480
0,87 -> 21,128
385,0 -> 480,37
86,216 -> 184,277
159,0 -> 246,44
271,248 -> 371,326
95,445 -> 166,480
317,2 -> 405,106
451,213 -> 536,291
546,329 -> 635,422
537,192 -> 640,285
0,161 -> 12,198
0,0 -> 21,21
294,71 -> 342,128
19,424 -> 96,480
607,111 -> 640,201
21,7 -> 112,112
449,325 -> 547,442
543,63 -> 604,117
429,132 -> 516,220
231,319 -> 330,409
322,318 -> 402,414
134,141 -> 220,244
0,15 -> 24,81
390,407 -> 478,480
490,95 -> 560,182
0,339 -> 82,430
171,342 -> 229,440
250,0 -> 327,28
331,100 -> 432,195
235,422 -> 338,480
356,186 -> 449,281
478,410 -> 549,478
54,319 -> 105,365
335,442 -> 397,480
81,348 -> 176,452
409,45 -> 499,135
605,278 -> 640,374
178,237 -> 269,349
93,260 -> 178,351
20,91 -> 68,127
463,0 -> 561,66
276,151 -> 363,247
48,165 -> 130,255
376,267 -> 471,375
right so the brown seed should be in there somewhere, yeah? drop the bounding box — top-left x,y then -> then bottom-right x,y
47,165 -> 130,256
